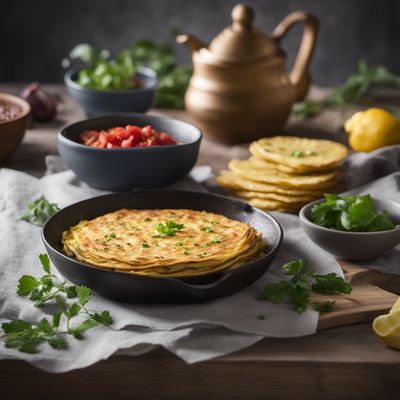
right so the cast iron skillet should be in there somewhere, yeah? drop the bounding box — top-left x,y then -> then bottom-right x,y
42,191 -> 283,304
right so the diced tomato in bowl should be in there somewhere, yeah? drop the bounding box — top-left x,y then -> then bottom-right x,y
79,124 -> 177,148
58,114 -> 201,191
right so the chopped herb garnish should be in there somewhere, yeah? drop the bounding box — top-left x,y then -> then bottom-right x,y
153,220 -> 185,237
201,226 -> 214,233
290,149 -> 316,158
20,196 -> 60,226
261,258 -> 352,313
183,250 -> 189,255
142,242 -> 150,248
144,218 -> 152,222
1,254 -> 113,354
211,239 -> 222,243
104,232 -> 116,241
311,194 -> 396,232
173,241 -> 183,249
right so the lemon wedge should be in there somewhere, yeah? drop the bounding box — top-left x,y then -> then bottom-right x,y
373,309 -> 400,349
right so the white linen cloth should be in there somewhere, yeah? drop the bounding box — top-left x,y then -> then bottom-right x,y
0,145 -> 398,373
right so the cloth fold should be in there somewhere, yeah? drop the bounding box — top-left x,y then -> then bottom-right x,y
0,146 -> 399,373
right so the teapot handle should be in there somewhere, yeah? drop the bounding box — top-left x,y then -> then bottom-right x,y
272,12 -> 319,101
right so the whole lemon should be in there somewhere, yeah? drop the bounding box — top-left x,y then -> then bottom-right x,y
344,108 -> 400,152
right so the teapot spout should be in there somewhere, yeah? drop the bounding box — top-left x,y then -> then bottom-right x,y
176,34 -> 205,53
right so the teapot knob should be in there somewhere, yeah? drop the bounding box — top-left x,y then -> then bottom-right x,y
232,3 -> 254,31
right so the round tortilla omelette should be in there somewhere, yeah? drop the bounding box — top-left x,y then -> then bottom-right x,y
62,209 -> 264,277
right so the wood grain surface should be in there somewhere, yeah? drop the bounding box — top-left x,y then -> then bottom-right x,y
1,83 -> 400,400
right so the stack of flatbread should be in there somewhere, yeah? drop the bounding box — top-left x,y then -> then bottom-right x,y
217,136 -> 348,212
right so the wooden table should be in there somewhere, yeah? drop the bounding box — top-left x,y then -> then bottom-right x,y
1,84 -> 400,400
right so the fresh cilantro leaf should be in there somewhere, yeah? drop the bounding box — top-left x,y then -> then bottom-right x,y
154,220 -> 185,237
69,319 -> 98,338
91,310 -> 113,326
201,226 -> 214,233
311,194 -> 395,232
52,312 -> 62,328
17,275 -> 40,296
67,303 -> 82,318
311,301 -> 336,312
20,196 -> 60,226
294,60 -> 400,119
65,286 -> 78,298
312,273 -> 353,294
2,253 -> 113,354
76,286 -> 91,306
262,281 -> 292,303
48,337 -> 67,350
2,320 -> 32,334
282,258 -> 307,276
261,258 -> 352,313
39,253 -> 51,273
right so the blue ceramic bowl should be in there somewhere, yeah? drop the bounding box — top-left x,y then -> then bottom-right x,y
64,66 -> 157,117
58,114 -> 202,191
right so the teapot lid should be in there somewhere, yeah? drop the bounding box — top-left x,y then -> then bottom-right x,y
208,3 -> 280,64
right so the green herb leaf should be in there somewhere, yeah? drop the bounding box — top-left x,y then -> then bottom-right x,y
20,196 -> 60,226
91,310 -> 113,326
76,286 -> 91,306
312,273 -> 353,294
294,60 -> 400,119
311,194 -> 395,232
262,280 -> 292,304
69,319 -> 98,338
17,275 -> 40,296
39,253 -> 51,273
311,301 -> 336,312
1,253 -> 113,354
155,220 -> 185,237
261,258 -> 352,313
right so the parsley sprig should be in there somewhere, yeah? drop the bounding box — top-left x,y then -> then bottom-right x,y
261,258 -> 352,313
1,254 -> 113,353
294,60 -> 400,119
153,220 -> 185,237
20,196 -> 60,226
311,194 -> 395,232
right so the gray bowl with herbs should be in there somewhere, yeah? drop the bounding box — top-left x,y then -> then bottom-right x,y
65,66 -> 157,117
299,196 -> 400,261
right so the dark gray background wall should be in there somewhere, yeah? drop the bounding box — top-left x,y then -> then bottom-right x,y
1,0 -> 399,85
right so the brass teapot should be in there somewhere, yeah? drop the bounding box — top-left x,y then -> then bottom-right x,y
177,4 -> 319,143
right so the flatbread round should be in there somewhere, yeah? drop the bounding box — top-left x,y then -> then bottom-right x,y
245,198 -> 305,213
251,136 -> 348,170
249,153 -> 339,174
229,159 -> 341,189
233,190 -> 318,204
217,171 -> 327,196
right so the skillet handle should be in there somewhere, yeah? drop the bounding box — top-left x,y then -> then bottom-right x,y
173,268 -> 239,291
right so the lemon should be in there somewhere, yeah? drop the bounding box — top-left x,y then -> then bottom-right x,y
344,108 -> 400,152
373,309 -> 400,349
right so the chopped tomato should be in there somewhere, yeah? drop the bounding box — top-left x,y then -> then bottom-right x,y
79,124 -> 177,148
80,130 -> 99,146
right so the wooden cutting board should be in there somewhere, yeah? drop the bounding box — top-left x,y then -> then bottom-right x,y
317,261 -> 400,330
